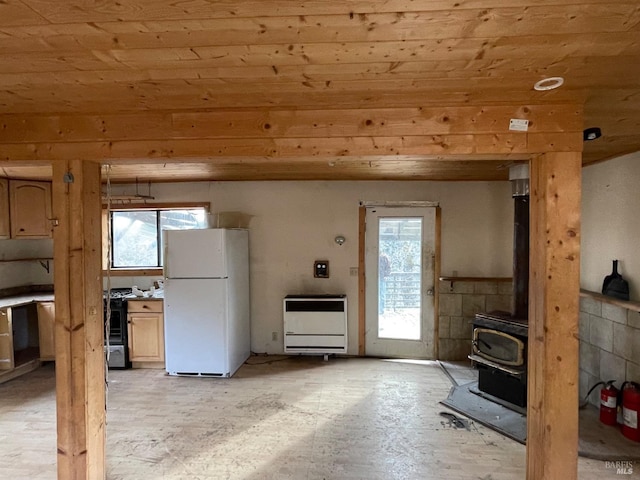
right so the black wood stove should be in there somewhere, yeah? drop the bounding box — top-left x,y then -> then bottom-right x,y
469,165 -> 529,407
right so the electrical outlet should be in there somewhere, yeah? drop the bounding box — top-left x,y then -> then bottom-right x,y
350,267 -> 358,277
272,331 -> 278,341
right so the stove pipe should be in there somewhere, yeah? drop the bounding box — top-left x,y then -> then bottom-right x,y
510,164 -> 530,320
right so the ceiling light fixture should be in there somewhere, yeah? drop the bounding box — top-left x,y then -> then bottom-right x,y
533,77 -> 564,91
583,127 -> 602,141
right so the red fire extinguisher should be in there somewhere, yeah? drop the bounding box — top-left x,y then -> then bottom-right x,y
621,381 -> 640,442
600,381 -> 619,426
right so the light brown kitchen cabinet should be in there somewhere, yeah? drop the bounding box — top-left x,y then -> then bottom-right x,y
9,180 -> 52,238
0,308 -> 14,371
0,179 -> 9,239
127,300 -> 164,365
37,302 -> 55,361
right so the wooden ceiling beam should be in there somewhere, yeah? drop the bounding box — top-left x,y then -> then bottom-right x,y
0,158 -> 523,182
106,159 -> 516,182
0,105 -> 582,143
0,132 -> 582,162
0,104 -> 584,168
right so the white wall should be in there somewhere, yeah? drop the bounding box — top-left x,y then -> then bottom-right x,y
582,152 -> 640,301
0,239 -> 53,290
5,158 -> 637,354
108,180 -> 513,354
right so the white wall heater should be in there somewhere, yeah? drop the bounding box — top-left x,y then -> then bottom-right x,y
283,295 -> 347,356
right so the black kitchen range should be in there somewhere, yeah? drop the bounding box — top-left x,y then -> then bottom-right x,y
103,288 -> 133,369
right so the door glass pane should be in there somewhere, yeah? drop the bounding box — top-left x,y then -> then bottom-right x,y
378,217 -> 422,340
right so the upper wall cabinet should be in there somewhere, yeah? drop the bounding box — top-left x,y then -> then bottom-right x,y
0,179 -> 9,239
9,180 -> 52,239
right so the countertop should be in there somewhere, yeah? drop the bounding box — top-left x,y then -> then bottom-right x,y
0,292 -> 54,309
0,290 -> 163,309
127,295 -> 164,301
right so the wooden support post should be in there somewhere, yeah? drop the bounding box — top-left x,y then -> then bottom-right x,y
52,160 -> 105,480
527,153 -> 582,480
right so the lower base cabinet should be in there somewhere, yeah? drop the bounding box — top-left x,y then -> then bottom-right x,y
0,301 -> 53,384
0,308 -> 14,370
127,300 -> 164,366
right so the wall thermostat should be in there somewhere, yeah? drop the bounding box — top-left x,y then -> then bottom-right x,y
314,260 -> 329,278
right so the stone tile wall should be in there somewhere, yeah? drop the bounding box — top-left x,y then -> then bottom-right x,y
579,295 -> 640,406
438,279 -> 512,361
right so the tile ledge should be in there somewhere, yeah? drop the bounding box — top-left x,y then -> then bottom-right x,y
439,277 -> 512,283
580,289 -> 640,313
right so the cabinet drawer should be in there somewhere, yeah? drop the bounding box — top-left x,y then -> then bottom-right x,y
127,300 -> 163,313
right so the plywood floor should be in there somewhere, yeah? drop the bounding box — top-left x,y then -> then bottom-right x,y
0,357 -> 624,479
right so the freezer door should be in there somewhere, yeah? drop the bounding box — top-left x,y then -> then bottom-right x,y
164,278 -> 229,375
164,229 -> 227,279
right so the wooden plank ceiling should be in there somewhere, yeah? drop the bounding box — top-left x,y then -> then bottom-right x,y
0,0 -> 638,182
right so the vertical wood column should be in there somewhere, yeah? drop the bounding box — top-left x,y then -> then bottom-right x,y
52,160 -> 105,480
526,153 -> 582,480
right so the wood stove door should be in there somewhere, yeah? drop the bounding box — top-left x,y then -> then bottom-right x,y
364,206 -> 437,359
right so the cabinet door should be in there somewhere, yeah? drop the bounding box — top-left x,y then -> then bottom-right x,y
9,180 -> 52,238
37,302 -> 55,361
127,312 -> 164,362
0,308 -> 14,370
0,179 -> 9,239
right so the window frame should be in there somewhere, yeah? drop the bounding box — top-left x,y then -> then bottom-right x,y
102,202 -> 210,275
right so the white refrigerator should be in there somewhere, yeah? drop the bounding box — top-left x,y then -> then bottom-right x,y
163,228 -> 250,377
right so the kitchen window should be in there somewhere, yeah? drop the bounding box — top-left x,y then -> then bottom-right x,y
107,206 -> 208,269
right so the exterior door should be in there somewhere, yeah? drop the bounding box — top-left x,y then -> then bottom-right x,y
365,206 -> 437,358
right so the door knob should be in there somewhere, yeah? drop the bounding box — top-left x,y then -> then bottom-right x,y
426,288 -> 434,296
